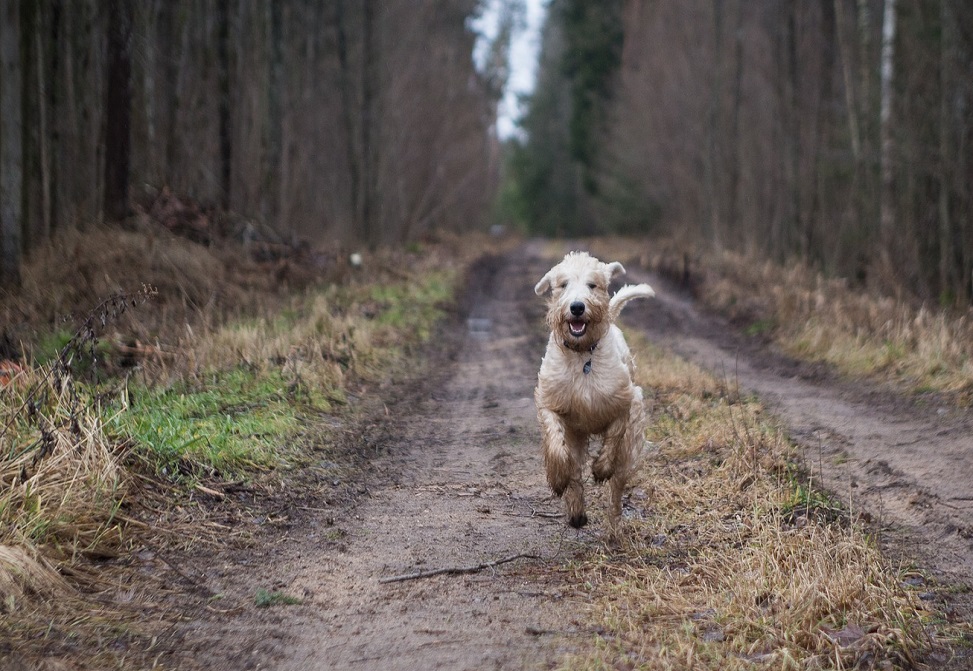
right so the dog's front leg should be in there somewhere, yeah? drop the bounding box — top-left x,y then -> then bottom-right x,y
562,427 -> 589,528
538,407 -> 589,528
562,454 -> 587,528
537,406 -> 572,496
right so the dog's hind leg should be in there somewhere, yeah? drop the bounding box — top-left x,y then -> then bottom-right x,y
594,425 -> 629,529
607,470 -> 627,532
591,425 -> 623,484
599,390 -> 646,529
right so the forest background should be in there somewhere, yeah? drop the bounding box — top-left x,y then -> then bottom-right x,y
1,0 -> 973,308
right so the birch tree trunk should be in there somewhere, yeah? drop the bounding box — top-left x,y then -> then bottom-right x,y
878,0 -> 896,252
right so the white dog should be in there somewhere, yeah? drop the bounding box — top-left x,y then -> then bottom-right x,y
534,252 -> 654,529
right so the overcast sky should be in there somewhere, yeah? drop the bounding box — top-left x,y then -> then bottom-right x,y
472,0 -> 547,140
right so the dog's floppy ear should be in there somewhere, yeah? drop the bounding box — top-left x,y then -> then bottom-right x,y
605,261 -> 626,280
534,271 -> 554,296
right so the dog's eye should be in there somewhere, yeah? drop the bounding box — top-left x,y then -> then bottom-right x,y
587,283 -> 597,290
559,281 -> 568,289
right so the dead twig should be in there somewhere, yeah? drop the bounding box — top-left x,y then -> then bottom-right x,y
378,552 -> 540,584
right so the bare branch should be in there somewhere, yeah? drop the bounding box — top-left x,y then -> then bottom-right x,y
378,553 -> 540,584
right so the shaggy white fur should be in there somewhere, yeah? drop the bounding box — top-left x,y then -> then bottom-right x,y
533,251 -> 654,530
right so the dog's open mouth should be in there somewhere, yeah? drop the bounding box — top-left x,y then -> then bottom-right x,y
568,320 -> 587,337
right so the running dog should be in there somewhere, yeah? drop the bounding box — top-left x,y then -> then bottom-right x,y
533,252 -> 654,530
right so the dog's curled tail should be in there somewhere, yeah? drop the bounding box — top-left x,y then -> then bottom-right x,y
609,284 -> 655,321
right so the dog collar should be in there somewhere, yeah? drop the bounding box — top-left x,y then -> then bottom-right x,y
563,340 -> 598,353
563,340 -> 597,373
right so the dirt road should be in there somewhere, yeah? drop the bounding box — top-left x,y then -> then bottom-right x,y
183,244 -> 597,670
181,240 -> 972,669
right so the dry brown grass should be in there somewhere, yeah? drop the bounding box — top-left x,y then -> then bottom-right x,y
0,359 -> 132,565
591,237 -> 973,402
696,251 -> 973,398
563,335 -> 945,669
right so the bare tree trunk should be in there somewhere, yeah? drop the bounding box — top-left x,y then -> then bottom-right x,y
835,0 -> 861,162
46,0 -> 62,233
20,0 -> 39,249
334,0 -> 361,243
878,0 -> 896,254
361,0 -> 379,247
704,0 -> 723,249
104,0 -> 133,221
36,5 -> 51,242
727,0 -> 745,243
263,0 -> 283,226
937,0 -> 953,299
806,0 -> 836,267
856,0 -> 871,123
1,0 -> 22,285
786,2 -> 800,259
772,1 -> 798,260
217,0 -> 231,210
161,2 -> 187,186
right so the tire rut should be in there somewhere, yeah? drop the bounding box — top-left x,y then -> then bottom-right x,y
267,245 -> 590,670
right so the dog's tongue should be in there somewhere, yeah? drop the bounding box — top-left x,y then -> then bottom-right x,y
569,320 -> 586,336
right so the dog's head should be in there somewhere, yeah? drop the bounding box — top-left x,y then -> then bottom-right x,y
534,252 -> 625,351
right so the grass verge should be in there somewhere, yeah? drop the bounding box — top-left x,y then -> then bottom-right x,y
0,229 -> 480,667
112,265 -> 456,480
562,334 -> 955,669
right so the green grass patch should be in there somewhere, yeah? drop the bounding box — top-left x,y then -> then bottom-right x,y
368,270 -> 453,339
110,368 -> 327,478
744,317 -> 775,337
106,268 -> 458,479
254,588 -> 302,608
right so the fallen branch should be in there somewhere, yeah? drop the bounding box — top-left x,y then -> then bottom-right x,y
379,552 -> 540,584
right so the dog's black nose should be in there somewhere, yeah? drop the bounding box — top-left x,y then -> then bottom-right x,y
570,301 -> 585,316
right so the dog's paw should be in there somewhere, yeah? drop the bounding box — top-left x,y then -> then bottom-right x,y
568,512 -> 588,529
549,476 -> 569,497
591,456 -> 615,483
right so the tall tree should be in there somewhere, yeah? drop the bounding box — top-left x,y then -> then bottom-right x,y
0,0 -> 22,285
217,0 -> 232,211
560,0 -> 623,195
263,0 -> 283,226
878,0 -> 897,256
360,0 -> 380,247
104,0 -> 133,221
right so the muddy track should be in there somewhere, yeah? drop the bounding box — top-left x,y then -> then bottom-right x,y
180,242 -> 601,670
177,240 -> 972,669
